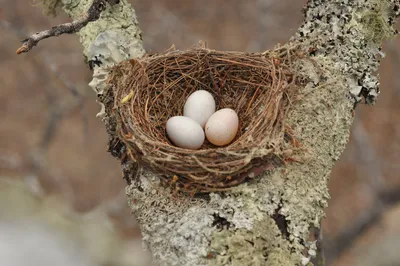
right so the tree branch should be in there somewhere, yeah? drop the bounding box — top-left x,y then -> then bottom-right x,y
16,0 -> 120,54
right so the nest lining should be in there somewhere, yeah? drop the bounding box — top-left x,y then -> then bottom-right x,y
106,46 -> 302,192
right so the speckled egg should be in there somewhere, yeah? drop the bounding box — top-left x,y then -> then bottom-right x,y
183,90 -> 216,128
205,108 -> 239,146
166,116 -> 205,150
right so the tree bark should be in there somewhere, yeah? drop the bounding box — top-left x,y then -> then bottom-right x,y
46,0 -> 400,265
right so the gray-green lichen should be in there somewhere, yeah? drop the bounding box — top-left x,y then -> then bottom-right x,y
209,219 -> 297,266
60,0 -> 145,117
88,2 -> 142,58
358,1 -> 397,44
54,0 -> 399,265
296,0 -> 399,104
60,0 -> 145,59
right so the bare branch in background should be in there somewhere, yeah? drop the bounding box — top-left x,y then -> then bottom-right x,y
1,19 -> 82,96
16,0 -> 120,54
325,184 -> 400,263
23,94 -> 83,201
325,118 -> 399,263
41,95 -> 84,150
1,18 -> 86,147
1,17 -> 86,201
325,201 -> 384,263
352,118 -> 385,191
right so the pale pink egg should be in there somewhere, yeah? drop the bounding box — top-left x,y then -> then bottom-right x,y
205,108 -> 239,146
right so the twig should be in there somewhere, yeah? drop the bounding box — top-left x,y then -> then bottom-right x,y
25,95 -> 83,202
1,19 -> 81,96
16,0 -> 120,54
1,17 -> 89,141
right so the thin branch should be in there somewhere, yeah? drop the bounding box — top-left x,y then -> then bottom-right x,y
16,0 -> 120,54
1,19 -> 78,94
1,17 -> 89,140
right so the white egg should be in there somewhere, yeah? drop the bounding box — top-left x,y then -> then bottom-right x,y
183,90 -> 216,128
166,116 -> 205,150
205,108 -> 239,146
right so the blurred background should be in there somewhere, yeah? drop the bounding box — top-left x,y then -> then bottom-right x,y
0,0 -> 399,265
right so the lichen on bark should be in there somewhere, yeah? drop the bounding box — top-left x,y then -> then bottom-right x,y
46,0 -> 400,265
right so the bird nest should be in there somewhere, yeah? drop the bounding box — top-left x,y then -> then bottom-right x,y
105,46 -> 303,193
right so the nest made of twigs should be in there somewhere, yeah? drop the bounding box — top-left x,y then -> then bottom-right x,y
106,46 -> 302,192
